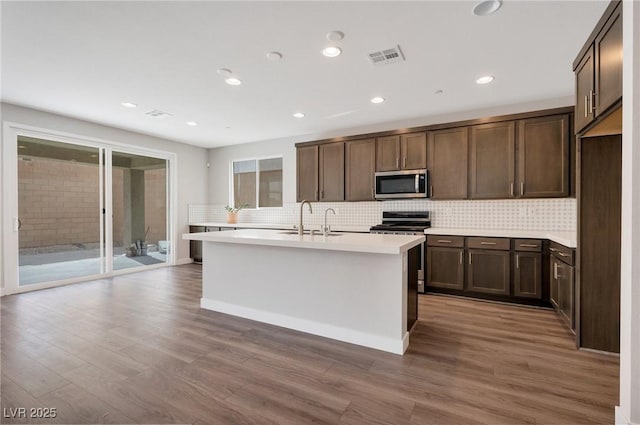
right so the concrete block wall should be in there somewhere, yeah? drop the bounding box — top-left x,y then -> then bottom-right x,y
18,156 -> 167,250
18,156 -> 100,249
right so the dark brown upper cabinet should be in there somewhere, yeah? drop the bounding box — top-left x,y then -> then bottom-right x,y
517,114 -> 570,198
575,47 -> 595,133
427,127 -> 468,199
574,2 -> 621,134
345,138 -> 375,201
296,145 -> 318,202
319,142 -> 345,201
376,132 -> 426,171
469,121 -> 515,199
401,132 -> 427,170
376,135 -> 400,171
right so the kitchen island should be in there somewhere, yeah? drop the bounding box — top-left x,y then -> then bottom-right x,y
183,229 -> 424,354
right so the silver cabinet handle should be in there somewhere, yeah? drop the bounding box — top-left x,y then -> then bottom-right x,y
520,182 -> 524,196
510,182 -> 514,197
549,247 -> 558,252
558,252 -> 569,257
584,95 -> 588,118
459,251 -> 463,264
589,90 -> 596,114
437,239 -> 452,243
403,156 -> 407,168
520,244 -> 538,248
469,252 -> 472,265
554,262 -> 558,279
430,185 -> 433,198
516,254 -> 520,269
396,158 -> 399,169
480,241 -> 497,245
414,174 -> 419,193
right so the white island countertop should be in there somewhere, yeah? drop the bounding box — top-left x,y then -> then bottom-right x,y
189,222 -> 371,233
425,228 -> 576,248
184,228 -> 424,254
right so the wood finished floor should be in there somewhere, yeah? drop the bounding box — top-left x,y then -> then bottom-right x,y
1,264 -> 618,425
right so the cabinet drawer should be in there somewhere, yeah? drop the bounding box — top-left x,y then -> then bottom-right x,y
550,241 -> 574,266
467,237 -> 509,250
427,235 -> 464,248
514,239 -> 543,252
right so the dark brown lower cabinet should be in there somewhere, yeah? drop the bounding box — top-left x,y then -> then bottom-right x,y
467,250 -> 510,295
407,246 -> 419,331
513,252 -> 542,299
550,255 -> 575,331
426,247 -> 464,290
558,262 -> 575,330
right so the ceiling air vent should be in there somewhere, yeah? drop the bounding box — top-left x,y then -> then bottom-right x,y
368,45 -> 405,66
145,109 -> 173,119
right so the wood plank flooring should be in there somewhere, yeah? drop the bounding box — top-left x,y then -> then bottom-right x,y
1,265 -> 619,424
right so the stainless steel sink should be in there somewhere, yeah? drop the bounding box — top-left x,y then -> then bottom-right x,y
278,231 -> 342,236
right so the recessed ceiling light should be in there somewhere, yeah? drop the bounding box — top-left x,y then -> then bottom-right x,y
370,97 -> 385,104
476,75 -> 495,85
326,31 -> 344,42
293,112 -> 305,118
322,46 -> 342,58
266,51 -> 283,61
473,0 -> 503,16
186,121 -> 198,126
225,77 -> 242,86
120,102 -> 137,108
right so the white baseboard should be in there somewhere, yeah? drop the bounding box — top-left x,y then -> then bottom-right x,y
616,406 -> 639,425
200,297 -> 407,355
175,257 -> 194,265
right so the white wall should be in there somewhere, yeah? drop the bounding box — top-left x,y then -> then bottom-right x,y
0,103 -> 209,273
617,2 -> 640,424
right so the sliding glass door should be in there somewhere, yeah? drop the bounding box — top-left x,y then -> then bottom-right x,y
17,136 -> 104,285
111,151 -> 168,271
3,127 -> 174,293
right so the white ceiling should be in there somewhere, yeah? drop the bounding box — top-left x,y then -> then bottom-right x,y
1,1 -> 608,148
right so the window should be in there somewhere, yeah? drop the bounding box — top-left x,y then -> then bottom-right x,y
232,157 -> 282,208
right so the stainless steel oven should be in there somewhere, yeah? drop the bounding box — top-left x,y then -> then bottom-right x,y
370,211 -> 431,293
375,169 -> 428,200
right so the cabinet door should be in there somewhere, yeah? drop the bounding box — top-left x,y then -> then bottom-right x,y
401,132 -> 427,170
517,115 -> 569,198
595,5 -> 622,117
297,146 -> 318,202
575,46 -> 595,133
513,252 -> 542,299
376,136 -> 400,171
319,143 -> 345,201
557,263 -> 575,330
345,139 -> 375,201
467,250 -> 510,295
426,247 -> 464,290
469,122 -> 515,199
427,127 -> 468,199
550,257 -> 560,309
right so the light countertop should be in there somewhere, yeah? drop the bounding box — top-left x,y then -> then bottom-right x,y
184,229 -> 424,254
188,222 -> 371,233
424,228 -> 576,248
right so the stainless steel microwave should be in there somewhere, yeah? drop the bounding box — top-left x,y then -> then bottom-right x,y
375,169 -> 429,199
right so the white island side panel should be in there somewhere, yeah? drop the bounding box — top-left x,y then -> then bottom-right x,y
201,241 -> 408,354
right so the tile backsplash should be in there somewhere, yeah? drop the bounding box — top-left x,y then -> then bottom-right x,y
189,198 -> 576,231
